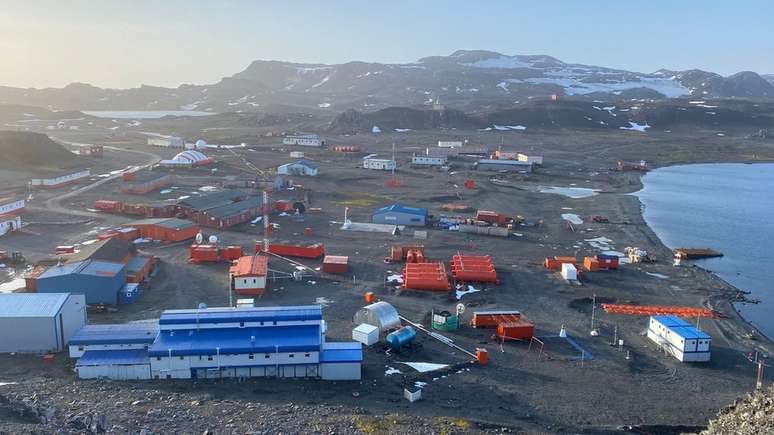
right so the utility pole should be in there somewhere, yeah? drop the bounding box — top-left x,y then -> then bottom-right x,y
756,358 -> 765,390
590,294 -> 596,331
262,190 -> 269,252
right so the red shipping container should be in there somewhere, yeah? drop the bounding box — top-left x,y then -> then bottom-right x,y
596,254 -> 620,270
497,319 -> 535,341
544,256 -> 577,271
94,200 -> 122,212
403,262 -> 450,291
55,245 -> 75,254
476,210 -> 508,225
265,243 -> 325,259
322,255 -> 348,274
190,244 -> 220,262
219,246 -> 244,261
472,310 -> 521,328
274,200 -> 294,212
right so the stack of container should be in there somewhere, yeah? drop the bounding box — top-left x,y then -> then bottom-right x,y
403,262 -> 450,291
451,254 -> 497,283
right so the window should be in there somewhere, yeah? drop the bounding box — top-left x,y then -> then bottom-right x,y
156,357 -> 161,361
289,354 -> 294,358
239,322 -> 245,328
207,356 -> 213,361
265,354 -> 271,359
253,279 -> 256,284
248,354 -> 254,360
78,346 -> 84,351
305,353 -> 310,358
179,356 -> 184,360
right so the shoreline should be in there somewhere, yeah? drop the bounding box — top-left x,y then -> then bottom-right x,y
630,162 -> 774,346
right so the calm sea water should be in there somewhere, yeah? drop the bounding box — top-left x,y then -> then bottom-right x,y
637,163 -> 774,340
82,110 -> 214,119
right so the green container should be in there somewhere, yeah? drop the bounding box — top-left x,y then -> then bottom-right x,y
431,311 -> 459,331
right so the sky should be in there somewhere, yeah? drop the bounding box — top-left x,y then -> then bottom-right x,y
1,0 -> 772,89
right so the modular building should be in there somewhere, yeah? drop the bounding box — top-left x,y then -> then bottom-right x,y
148,137 -> 184,148
191,196 -> 263,228
411,155 -> 447,166
30,169 -> 91,189
363,157 -> 396,171
0,215 -> 21,237
66,305 -> 363,381
438,140 -> 463,148
372,204 -> 428,226
0,293 -> 86,353
282,134 -> 324,147
0,197 -> 25,216
476,159 -> 533,173
35,260 -> 127,305
229,254 -> 269,297
647,315 -> 711,362
277,160 -> 318,176
118,173 -> 175,195
131,218 -> 200,242
177,190 -> 246,216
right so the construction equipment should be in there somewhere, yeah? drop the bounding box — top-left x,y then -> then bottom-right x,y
591,215 -> 610,223
625,246 -> 656,263
601,304 -> 721,319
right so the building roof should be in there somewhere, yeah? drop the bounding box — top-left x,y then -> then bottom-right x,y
76,349 -> 150,366
65,238 -> 133,264
203,196 -> 262,220
230,255 -> 268,277
652,315 -> 711,340
159,305 -> 322,326
69,322 -> 159,345
373,204 -> 428,217
477,159 -> 532,165
38,259 -> 124,279
279,159 -> 318,170
0,196 -> 23,205
33,169 -> 90,180
148,324 -> 322,356
125,255 -> 153,274
320,342 -> 363,363
131,217 -> 196,230
178,190 -> 245,211
0,293 -> 73,317
124,171 -> 173,183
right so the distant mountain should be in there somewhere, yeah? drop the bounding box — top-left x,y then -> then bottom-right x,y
1,50 -> 773,112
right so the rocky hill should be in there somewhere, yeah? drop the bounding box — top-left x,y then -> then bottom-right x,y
0,131 -> 83,171
2,51 -> 774,113
697,386 -> 774,435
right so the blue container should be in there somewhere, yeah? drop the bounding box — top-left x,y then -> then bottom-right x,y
386,326 -> 416,350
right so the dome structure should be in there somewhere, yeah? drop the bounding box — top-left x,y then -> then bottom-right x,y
158,150 -> 213,167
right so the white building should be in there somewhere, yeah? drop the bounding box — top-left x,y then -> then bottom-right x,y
67,305 -> 362,381
283,134 -> 324,147
0,198 -> 25,216
438,140 -> 463,148
0,293 -> 86,354
148,137 -> 184,148
411,155 -> 447,166
363,157 -> 396,171
518,153 -> 543,166
277,160 -> 318,176
647,315 -> 711,362
30,169 -> 91,189
0,216 -> 21,237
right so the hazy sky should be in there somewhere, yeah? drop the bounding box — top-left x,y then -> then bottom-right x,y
1,0 -> 772,89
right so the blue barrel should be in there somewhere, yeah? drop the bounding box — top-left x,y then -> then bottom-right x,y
386,326 -> 416,350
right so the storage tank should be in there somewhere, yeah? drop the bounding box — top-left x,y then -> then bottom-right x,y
386,326 -> 416,350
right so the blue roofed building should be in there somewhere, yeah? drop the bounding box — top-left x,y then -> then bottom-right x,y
646,315 -> 711,362
35,260 -> 126,305
372,204 -> 428,226
67,305 -> 362,381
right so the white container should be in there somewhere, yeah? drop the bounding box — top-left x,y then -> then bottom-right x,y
404,388 -> 422,402
352,323 -> 379,346
561,263 -> 577,281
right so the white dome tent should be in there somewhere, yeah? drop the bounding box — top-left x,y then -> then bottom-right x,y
158,150 -> 214,168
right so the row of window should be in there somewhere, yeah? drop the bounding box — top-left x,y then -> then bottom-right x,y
155,352 -> 313,362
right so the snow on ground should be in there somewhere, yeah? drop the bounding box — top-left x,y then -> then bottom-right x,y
505,75 -> 688,97
384,366 -> 402,376
400,362 -> 450,373
646,272 -> 669,279
455,284 -> 481,300
539,186 -> 599,199
310,74 -> 332,88
497,81 -> 509,92
620,122 -> 650,132
394,128 -> 411,132
492,125 -> 527,131
465,55 -> 534,69
372,126 -> 381,133
0,278 -> 25,293
386,274 -> 403,284
561,213 -> 583,225
180,101 -> 201,110
317,103 -> 331,108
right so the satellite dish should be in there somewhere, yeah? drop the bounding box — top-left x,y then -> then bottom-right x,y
208,235 -> 218,244
456,303 -> 465,315
198,302 -> 208,309
195,232 -> 203,244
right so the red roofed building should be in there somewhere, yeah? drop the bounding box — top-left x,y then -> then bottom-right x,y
229,255 -> 268,297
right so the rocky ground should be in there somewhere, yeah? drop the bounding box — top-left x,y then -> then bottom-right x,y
697,386 -> 774,435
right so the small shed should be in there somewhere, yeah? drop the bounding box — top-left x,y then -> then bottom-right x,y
352,323 -> 379,346
476,159 -> 532,173
561,263 -> 578,281
322,255 -> 349,274
229,255 -> 269,297
277,160 -> 318,176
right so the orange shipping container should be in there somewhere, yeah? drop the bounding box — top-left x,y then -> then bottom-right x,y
583,257 -> 600,272
496,319 -> 535,341
472,310 -> 521,328
403,262 -> 450,291
544,256 -> 577,271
